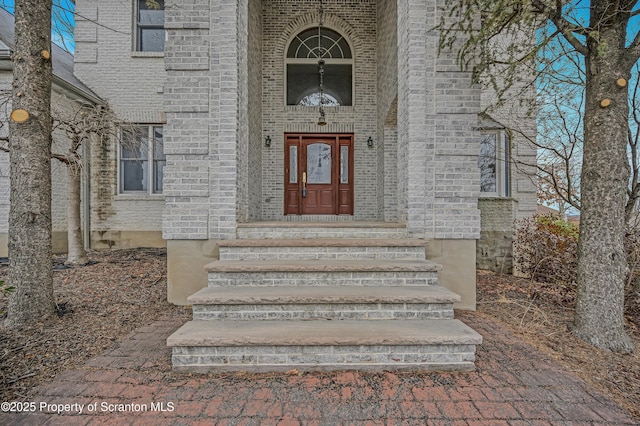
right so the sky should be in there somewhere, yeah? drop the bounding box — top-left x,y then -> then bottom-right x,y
0,0 -> 76,52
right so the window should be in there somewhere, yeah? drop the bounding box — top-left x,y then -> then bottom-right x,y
479,131 -> 510,196
120,125 -> 165,194
286,27 -> 353,106
135,0 -> 165,52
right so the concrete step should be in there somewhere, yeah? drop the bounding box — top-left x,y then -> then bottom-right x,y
167,319 -> 483,373
189,285 -> 460,321
218,238 -> 426,261
206,259 -> 441,287
236,222 -> 408,239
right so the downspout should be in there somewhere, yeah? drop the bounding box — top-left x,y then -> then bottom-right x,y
82,135 -> 91,250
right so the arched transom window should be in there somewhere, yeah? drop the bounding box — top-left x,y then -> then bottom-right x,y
286,27 -> 353,106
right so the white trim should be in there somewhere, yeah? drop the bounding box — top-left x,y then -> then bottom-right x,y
117,125 -> 164,195
132,0 -> 165,53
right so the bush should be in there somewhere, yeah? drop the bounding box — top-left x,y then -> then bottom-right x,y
513,214 -> 578,295
514,213 -> 640,315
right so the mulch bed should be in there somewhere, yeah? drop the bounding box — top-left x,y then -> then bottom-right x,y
477,270 -> 640,420
0,248 -> 185,402
0,249 -> 639,420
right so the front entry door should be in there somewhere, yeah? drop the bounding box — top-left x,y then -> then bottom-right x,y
285,134 -> 354,215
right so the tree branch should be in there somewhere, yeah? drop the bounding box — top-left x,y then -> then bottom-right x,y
531,0 -> 588,55
625,30 -> 640,67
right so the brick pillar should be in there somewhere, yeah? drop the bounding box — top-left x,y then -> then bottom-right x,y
397,0 -> 434,237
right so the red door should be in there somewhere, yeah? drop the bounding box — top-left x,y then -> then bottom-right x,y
285,134 -> 353,215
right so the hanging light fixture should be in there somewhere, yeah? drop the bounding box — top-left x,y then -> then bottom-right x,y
317,0 -> 327,126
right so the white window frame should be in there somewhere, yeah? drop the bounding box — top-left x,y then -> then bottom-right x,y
284,26 -> 355,107
479,130 -> 510,197
118,125 -> 165,195
133,0 -> 165,53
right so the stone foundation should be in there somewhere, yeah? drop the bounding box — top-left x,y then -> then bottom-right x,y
90,230 -> 165,250
477,198 -> 518,274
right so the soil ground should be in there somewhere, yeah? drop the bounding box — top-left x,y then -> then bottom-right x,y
0,249 -> 638,421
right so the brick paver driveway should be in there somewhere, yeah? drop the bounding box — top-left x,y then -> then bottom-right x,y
2,311 -> 636,425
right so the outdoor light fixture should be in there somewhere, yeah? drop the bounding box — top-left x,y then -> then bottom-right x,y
265,135 -> 271,147
316,0 -> 327,127
367,136 -> 374,148
317,107 -> 327,126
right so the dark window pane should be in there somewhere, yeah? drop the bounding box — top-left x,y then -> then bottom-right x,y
121,128 -> 148,159
479,134 -> 497,192
139,9 -> 164,25
152,126 -> 165,193
153,160 -> 165,193
121,159 -> 148,191
153,126 -> 164,160
287,64 -> 352,106
139,28 -> 165,52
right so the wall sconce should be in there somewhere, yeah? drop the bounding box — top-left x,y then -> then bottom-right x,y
265,135 -> 271,147
367,136 -> 374,148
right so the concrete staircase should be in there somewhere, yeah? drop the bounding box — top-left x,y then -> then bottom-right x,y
167,229 -> 482,372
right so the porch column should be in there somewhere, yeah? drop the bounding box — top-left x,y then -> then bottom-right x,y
397,0 -> 435,238
209,0 -> 243,238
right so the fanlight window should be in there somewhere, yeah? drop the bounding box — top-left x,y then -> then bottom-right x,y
286,27 -> 353,106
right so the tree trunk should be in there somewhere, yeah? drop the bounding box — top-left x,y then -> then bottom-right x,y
66,160 -> 88,265
573,7 -> 634,353
5,0 -> 55,327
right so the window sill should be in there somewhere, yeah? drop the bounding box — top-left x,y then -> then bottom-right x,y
115,193 -> 165,201
131,51 -> 164,58
479,193 -> 513,199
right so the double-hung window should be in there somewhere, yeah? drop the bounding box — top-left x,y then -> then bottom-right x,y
120,125 -> 165,194
479,130 -> 510,197
135,0 -> 165,52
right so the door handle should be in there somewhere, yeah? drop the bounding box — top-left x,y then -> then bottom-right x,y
302,172 -> 307,198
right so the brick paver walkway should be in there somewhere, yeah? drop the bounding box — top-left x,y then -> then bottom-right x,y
1,312 -> 637,425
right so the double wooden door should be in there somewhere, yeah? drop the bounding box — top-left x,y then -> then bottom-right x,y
284,134 -> 354,215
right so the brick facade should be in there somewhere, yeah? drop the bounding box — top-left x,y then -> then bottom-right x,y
0,2 -> 538,286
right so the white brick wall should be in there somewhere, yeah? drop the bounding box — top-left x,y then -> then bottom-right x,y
0,71 -> 87,236
69,0 -> 535,246
74,0 -> 166,238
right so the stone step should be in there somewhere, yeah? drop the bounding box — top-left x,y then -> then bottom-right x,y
167,319 -> 483,373
189,285 -> 459,321
206,259 -> 441,287
236,222 -> 408,239
218,238 -> 427,261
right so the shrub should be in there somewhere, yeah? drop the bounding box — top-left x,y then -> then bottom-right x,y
514,213 -> 640,314
513,214 -> 578,295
